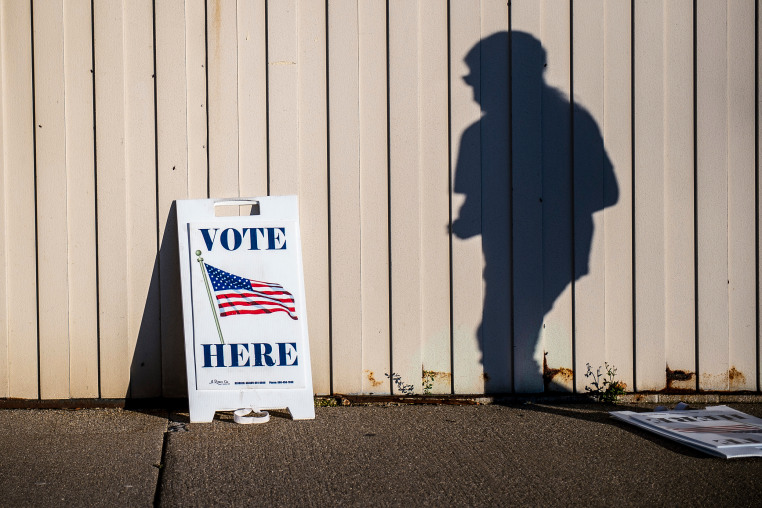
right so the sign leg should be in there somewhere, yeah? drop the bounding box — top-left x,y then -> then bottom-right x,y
288,402 -> 316,420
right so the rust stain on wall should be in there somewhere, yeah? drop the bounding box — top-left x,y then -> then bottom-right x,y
364,370 -> 383,387
542,354 -> 573,392
728,367 -> 747,390
430,371 -> 452,383
665,365 -> 695,392
697,368 -> 751,391
423,370 -> 452,387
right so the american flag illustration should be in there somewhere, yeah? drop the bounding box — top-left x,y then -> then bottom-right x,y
204,263 -> 298,320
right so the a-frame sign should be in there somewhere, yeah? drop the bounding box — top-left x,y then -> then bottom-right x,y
177,197 -> 315,422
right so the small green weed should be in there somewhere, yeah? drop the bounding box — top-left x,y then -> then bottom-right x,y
422,370 -> 436,395
584,362 -> 626,403
314,397 -> 339,407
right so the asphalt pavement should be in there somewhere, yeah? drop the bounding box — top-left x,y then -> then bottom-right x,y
1,401 -> 762,507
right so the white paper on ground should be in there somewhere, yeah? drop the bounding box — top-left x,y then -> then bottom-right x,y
611,405 -> 762,458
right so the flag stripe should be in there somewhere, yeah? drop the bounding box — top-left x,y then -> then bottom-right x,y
217,300 -> 296,312
215,291 -> 295,305
250,280 -> 284,288
216,293 -> 297,314
220,307 -> 297,319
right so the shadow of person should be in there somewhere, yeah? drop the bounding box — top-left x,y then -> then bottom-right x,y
452,31 -> 618,393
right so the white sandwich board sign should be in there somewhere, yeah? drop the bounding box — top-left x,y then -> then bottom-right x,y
176,197 -> 315,423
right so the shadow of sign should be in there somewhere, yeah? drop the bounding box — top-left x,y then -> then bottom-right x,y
129,202 -> 187,399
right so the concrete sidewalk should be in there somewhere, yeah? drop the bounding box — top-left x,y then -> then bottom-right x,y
1,403 -> 762,507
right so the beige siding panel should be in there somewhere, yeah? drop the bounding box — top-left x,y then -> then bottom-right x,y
759,0 -> 762,392
696,0 -> 729,391
94,0 -> 129,397
359,0 -> 390,395
94,0 -> 159,398
663,0 -> 695,391
419,0 -> 450,394
1,1 -> 37,398
478,0 -> 511,393
539,0 -> 572,393
155,0 -> 209,398
124,0 -> 159,398
726,0 -> 756,391
389,0 -> 422,394
450,0 -> 484,394
2,2 -> 38,398
574,0 -> 607,393
156,0 -> 208,397
237,0 -> 267,197
0,2 -> 38,396
268,0 -> 298,195
328,0 -> 362,393
511,0 -> 543,393
65,0 -> 97,398
0,1 -> 7,396
33,1 -> 70,399
186,0 -> 207,200
602,0 -> 633,391
297,0 -> 329,395
156,0 -> 191,398
156,0 -> 189,208
634,0 -> 666,391
207,0 -> 238,202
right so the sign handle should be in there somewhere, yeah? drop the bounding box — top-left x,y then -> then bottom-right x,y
196,250 -> 225,345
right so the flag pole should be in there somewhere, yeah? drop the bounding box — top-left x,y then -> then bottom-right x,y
196,251 -> 225,345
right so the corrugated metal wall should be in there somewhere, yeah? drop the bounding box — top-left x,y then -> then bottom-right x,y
0,0 -> 760,399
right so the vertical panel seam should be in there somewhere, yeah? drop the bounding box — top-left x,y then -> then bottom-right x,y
630,0 -> 637,391
264,0 -> 271,196
386,0 -> 394,393
0,1 -> 6,396
659,0 -> 670,368
121,0 -> 131,399
478,0 -> 485,393
693,0 -> 699,391
62,0 -> 72,396
506,0 -> 514,394
182,0 -> 190,194
356,0 -> 363,391
30,0 -> 41,400
569,0 -> 577,393
121,0 -> 132,398
600,0 -> 605,363
446,0 -> 454,395
62,0 -> 70,394
203,0 -> 210,197
324,0 -> 333,394
416,1 -> 421,386
753,0 -> 760,392
150,0 -> 162,396
234,1 -> 240,197
725,0 -> 731,385
90,0 -> 102,399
